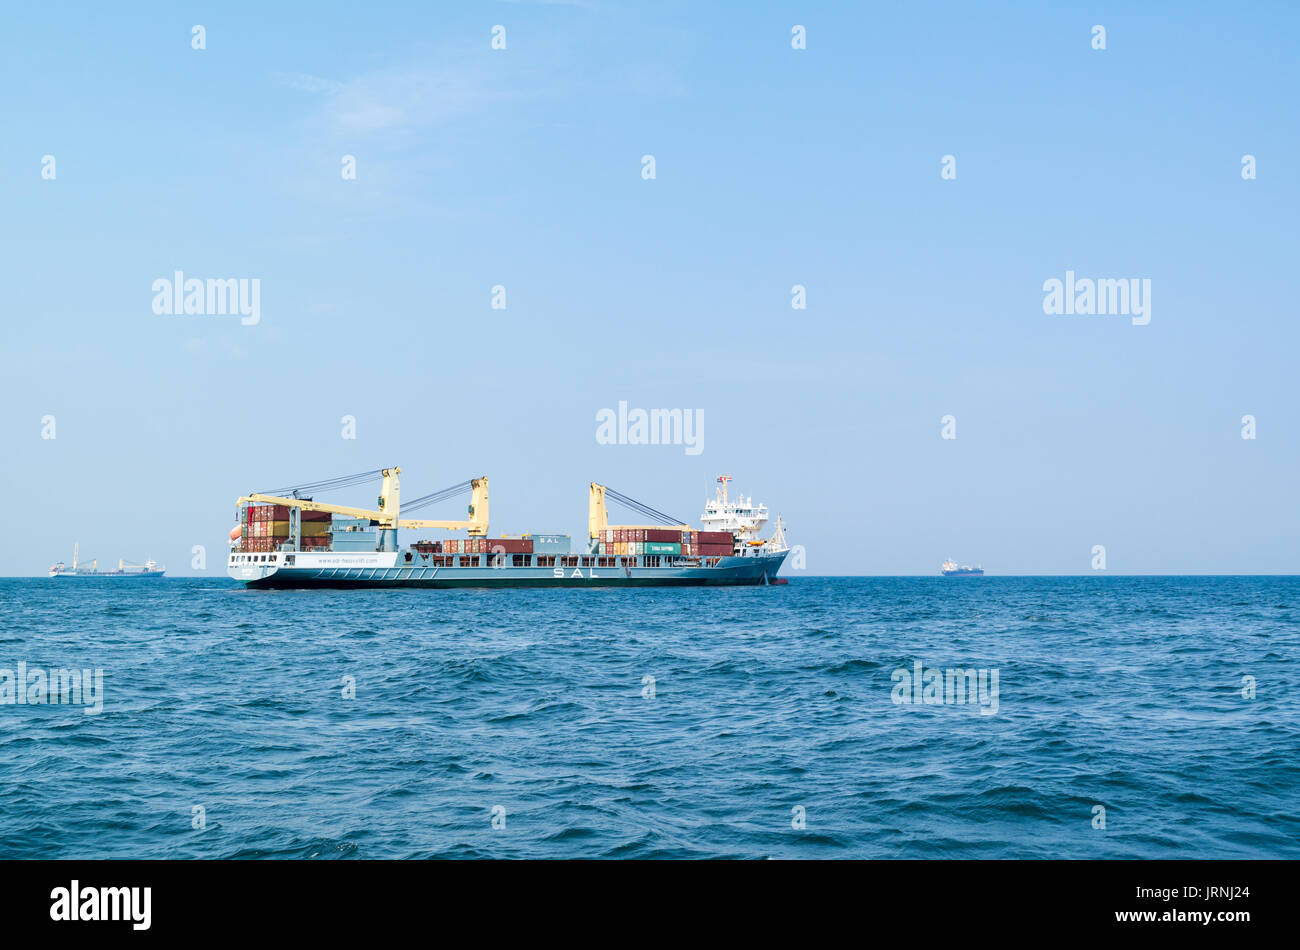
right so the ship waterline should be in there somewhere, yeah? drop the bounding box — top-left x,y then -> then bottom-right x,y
231,549 -> 789,589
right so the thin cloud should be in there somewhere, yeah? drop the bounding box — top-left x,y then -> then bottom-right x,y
273,72 -> 345,95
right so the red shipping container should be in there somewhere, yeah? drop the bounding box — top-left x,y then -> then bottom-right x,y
486,539 -> 533,554
698,531 -> 734,545
699,544 -> 733,556
646,528 -> 678,543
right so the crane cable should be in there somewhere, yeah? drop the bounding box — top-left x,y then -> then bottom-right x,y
603,486 -> 684,526
401,480 -> 475,514
256,468 -> 385,499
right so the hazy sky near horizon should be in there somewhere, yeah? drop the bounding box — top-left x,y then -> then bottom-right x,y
2,1 -> 1297,576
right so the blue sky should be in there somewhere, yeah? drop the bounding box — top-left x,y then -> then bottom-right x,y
2,1 -> 1297,575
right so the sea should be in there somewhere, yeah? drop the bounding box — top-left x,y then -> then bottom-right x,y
1,576 -> 1296,859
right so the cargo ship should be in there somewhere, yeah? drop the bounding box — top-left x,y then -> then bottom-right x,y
227,468 -> 789,589
941,559 -> 984,577
49,544 -> 165,578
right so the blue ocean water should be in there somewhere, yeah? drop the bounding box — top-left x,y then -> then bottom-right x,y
0,576 -> 1296,859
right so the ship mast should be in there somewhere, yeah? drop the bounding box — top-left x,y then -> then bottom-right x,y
717,474 -> 732,505
770,515 -> 787,550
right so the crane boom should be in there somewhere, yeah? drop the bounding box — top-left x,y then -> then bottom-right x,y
237,469 -> 489,542
588,482 -> 688,538
399,476 -> 489,536
237,494 -> 386,521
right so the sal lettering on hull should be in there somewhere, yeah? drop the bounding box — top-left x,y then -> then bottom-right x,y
555,567 -> 600,579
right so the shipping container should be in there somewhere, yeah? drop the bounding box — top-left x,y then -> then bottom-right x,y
531,534 -> 570,554
645,528 -> 678,543
645,542 -> 681,555
486,538 -> 533,554
698,543 -> 733,556
697,531 -> 734,545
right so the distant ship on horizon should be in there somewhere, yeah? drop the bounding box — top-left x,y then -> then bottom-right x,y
941,558 -> 984,577
49,543 -> 165,578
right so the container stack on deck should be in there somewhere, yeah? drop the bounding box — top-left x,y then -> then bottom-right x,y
592,528 -> 734,557
430,537 -> 557,555
234,502 -> 734,561
238,504 -> 332,552
696,530 -> 736,557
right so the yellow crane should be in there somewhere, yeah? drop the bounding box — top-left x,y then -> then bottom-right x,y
238,468 -> 490,548
588,482 -> 688,538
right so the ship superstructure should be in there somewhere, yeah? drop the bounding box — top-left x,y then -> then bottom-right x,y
227,467 -> 789,589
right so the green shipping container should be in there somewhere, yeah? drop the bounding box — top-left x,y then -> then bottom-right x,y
645,542 -> 681,555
